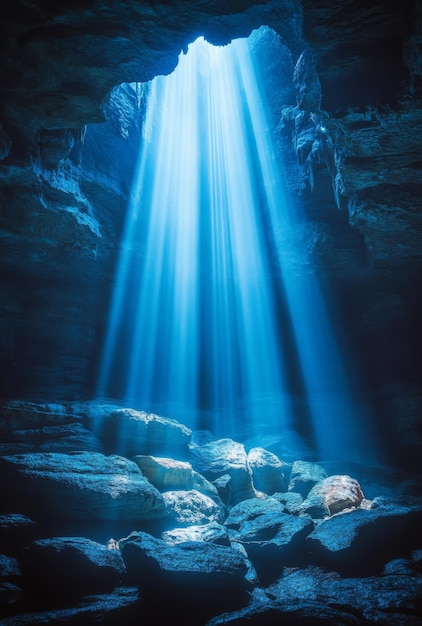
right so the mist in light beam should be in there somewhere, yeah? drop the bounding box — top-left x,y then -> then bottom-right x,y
97,30 -> 369,460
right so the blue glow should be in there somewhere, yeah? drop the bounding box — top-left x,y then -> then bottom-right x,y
97,32 -> 370,460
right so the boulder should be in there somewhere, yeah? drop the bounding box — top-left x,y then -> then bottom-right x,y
96,408 -> 192,456
213,474 -> 232,506
0,555 -> 21,582
193,470 -> 220,499
18,536 -> 126,599
0,452 -> 165,521
120,531 -> 251,618
272,492 -> 303,515
162,521 -> 230,546
163,490 -> 226,526
300,475 -> 364,519
0,401 -> 78,432
306,499 -> 422,575
0,423 -> 102,455
0,586 -> 140,624
225,497 -> 314,584
133,455 -> 194,491
247,447 -> 286,495
189,438 -> 255,504
288,461 -> 327,497
0,514 -> 37,553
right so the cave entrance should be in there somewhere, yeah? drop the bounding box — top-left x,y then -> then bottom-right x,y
96,28 -> 364,461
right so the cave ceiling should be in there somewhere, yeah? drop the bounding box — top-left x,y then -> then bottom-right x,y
0,0 -> 421,290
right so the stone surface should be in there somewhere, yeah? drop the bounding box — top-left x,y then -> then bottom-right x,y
18,536 -> 126,599
247,447 -> 286,495
0,423 -> 102,455
162,490 -> 226,526
225,497 -> 314,584
306,499 -> 422,576
288,461 -> 328,497
132,455 -> 194,491
189,438 -> 255,505
162,522 -> 230,546
120,531 -> 251,620
208,565 -> 422,625
0,452 -> 165,521
98,408 -> 192,457
300,475 -> 364,519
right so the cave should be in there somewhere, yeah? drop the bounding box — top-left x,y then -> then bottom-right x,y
0,1 -> 421,624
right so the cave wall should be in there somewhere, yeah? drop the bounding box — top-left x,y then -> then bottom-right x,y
0,0 -> 421,460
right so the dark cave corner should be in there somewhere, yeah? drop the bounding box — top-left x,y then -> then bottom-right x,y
0,1 -> 421,624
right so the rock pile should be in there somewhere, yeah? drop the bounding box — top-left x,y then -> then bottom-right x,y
0,400 -> 421,625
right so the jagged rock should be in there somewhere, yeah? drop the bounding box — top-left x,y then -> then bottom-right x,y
300,475 -> 364,519
225,497 -> 314,584
0,452 -> 165,521
288,461 -> 327,497
0,586 -> 140,625
163,490 -> 226,526
193,470 -> 220,499
133,455 -> 194,491
120,531 -> 251,619
18,537 -> 126,599
272,491 -> 304,515
0,556 -> 20,582
97,408 -> 192,457
162,522 -> 230,546
0,423 -> 102,455
0,514 -> 37,553
189,438 -> 255,505
213,474 -> 232,507
0,401 -> 79,433
247,447 -> 286,495
306,499 -> 422,576
208,565 -> 422,625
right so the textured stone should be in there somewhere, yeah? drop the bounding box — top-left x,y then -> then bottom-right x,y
132,455 -> 194,491
189,438 -> 255,505
300,475 -> 364,519
288,461 -> 327,497
18,536 -> 126,599
98,408 -> 192,456
162,522 -> 230,546
0,452 -> 165,521
225,497 -> 314,584
306,500 -> 422,576
162,490 -> 226,526
247,447 -> 286,495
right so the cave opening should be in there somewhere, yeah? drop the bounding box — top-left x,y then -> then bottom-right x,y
95,27 -> 373,463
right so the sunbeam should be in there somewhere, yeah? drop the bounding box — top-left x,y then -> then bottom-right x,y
97,29 -> 369,461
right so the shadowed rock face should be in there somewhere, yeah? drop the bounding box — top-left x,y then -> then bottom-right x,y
0,3 -> 421,463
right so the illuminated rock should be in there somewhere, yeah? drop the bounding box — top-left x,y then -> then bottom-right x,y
247,447 -> 287,495
300,474 -> 364,519
288,460 -> 327,497
162,490 -> 226,526
0,452 -> 165,521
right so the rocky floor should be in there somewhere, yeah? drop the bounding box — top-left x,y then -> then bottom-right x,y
0,400 -> 421,625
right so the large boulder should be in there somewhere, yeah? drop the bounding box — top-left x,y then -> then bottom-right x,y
96,408 -> 192,457
288,461 -> 327,498
18,536 -> 126,599
300,475 -> 364,519
189,438 -> 255,505
120,531 -> 252,620
132,455 -> 194,491
0,452 -> 165,521
163,490 -> 226,526
306,498 -> 422,575
225,497 -> 314,584
208,565 -> 422,625
247,447 -> 287,495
